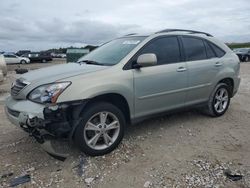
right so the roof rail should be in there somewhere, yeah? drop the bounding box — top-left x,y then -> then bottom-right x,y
155,29 -> 213,37
124,33 -> 137,36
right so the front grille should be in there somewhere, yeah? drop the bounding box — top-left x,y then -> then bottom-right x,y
7,108 -> 20,117
11,79 -> 28,96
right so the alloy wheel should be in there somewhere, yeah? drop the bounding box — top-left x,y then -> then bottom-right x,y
214,88 -> 229,113
83,111 -> 120,150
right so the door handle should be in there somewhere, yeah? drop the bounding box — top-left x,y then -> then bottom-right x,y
215,62 -> 223,67
176,67 -> 187,72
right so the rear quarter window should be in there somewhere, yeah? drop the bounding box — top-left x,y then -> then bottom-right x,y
204,40 -> 217,59
208,42 -> 225,58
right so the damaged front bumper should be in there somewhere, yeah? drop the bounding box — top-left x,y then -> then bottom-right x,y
5,96 -> 86,159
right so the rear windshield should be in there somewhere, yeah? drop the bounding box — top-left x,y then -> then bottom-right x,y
78,36 -> 146,65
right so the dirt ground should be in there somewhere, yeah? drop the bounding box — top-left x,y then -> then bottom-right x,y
0,60 -> 250,188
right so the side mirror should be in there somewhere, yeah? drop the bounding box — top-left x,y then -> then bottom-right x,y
135,53 -> 157,68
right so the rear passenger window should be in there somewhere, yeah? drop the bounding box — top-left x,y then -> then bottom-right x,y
208,42 -> 225,57
139,36 -> 181,65
204,41 -> 217,58
182,37 -> 207,61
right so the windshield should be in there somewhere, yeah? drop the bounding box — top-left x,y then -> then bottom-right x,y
78,36 -> 146,65
234,48 -> 248,53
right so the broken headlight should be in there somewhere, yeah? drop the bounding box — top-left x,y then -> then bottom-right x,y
28,82 -> 71,103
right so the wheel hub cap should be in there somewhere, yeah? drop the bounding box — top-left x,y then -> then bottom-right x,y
214,88 -> 229,113
83,111 -> 120,150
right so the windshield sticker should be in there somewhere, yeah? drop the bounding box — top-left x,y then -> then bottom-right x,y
122,40 -> 141,45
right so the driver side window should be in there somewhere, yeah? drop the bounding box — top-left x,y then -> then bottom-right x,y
4,54 -> 16,58
138,36 -> 181,65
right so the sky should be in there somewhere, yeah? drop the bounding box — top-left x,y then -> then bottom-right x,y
0,0 -> 250,52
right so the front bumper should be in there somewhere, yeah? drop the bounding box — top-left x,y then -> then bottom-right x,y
5,96 -> 44,126
5,96 -> 71,159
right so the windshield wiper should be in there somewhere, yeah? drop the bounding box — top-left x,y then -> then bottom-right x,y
78,60 -> 105,66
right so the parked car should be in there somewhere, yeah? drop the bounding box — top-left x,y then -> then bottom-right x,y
4,54 -> 30,64
0,54 -> 7,82
16,50 -> 31,56
51,53 -> 66,58
58,53 -> 66,58
5,29 -> 240,158
22,52 -> 52,63
233,48 -> 250,62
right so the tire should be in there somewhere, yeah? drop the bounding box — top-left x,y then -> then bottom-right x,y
204,83 -> 231,117
42,59 -> 47,63
20,60 -> 27,64
245,56 -> 249,62
74,102 -> 125,156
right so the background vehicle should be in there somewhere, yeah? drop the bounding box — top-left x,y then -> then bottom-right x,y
16,50 -> 31,56
0,54 -> 7,82
51,53 -> 66,58
22,52 -> 52,63
233,48 -> 250,62
5,29 -> 240,157
3,53 -> 30,64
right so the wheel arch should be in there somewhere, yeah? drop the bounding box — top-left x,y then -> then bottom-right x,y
20,59 -> 26,63
81,93 -> 131,125
217,77 -> 234,97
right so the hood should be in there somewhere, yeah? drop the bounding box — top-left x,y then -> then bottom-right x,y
21,63 -> 109,84
12,62 -> 109,100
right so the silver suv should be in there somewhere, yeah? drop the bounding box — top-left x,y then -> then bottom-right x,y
5,29 -> 241,157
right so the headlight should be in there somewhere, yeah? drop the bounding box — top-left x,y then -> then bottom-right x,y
28,82 -> 71,103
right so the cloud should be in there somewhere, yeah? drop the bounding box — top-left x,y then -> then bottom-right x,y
0,17 -> 140,51
0,0 -> 249,51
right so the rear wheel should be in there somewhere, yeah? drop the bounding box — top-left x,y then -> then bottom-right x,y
42,59 -> 47,63
74,102 -> 125,156
205,83 -> 231,117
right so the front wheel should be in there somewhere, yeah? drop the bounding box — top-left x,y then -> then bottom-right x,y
205,83 -> 231,117
20,60 -> 27,64
74,102 -> 125,156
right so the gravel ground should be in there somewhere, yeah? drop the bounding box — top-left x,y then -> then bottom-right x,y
0,61 -> 250,187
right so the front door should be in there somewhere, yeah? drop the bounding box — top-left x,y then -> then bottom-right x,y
132,36 -> 188,118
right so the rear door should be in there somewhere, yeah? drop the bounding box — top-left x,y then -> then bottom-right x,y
181,36 -> 224,105
132,36 -> 188,118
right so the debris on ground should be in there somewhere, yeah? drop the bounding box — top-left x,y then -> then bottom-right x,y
1,172 -> 13,179
224,169 -> 243,181
26,167 -> 35,173
9,174 -> 31,187
143,180 -> 151,187
85,177 -> 94,185
15,68 -> 28,74
76,155 -> 87,177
